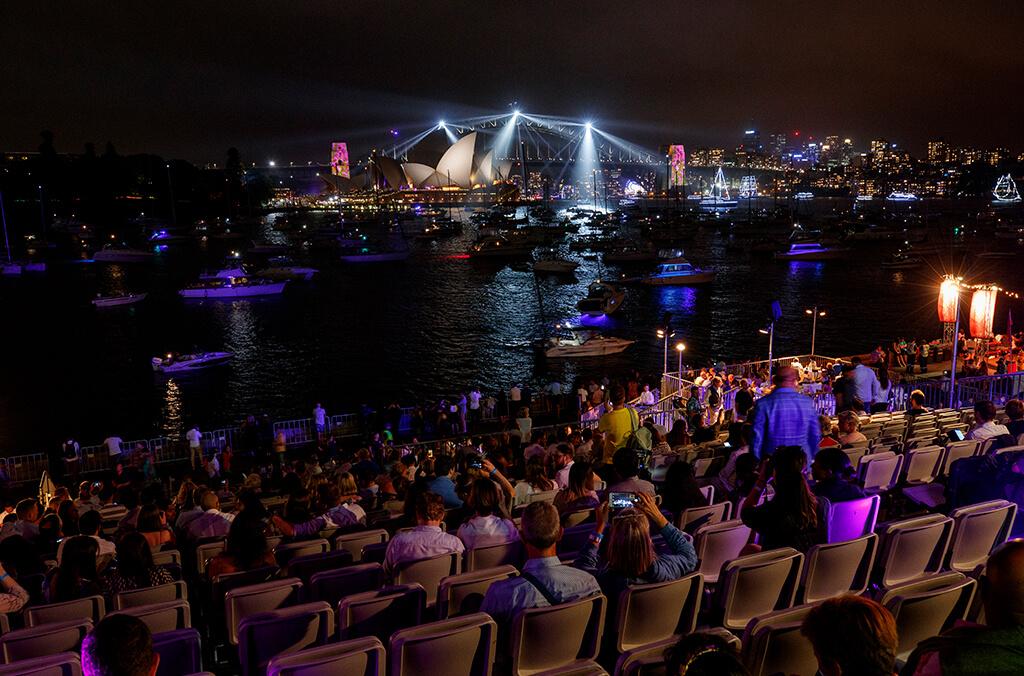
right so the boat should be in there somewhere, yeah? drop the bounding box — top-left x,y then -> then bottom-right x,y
794,192 -> 815,201
603,244 -> 660,263
699,168 -> 738,210
258,264 -> 318,281
93,244 -> 154,263
774,241 -> 850,261
92,292 -> 147,308
339,235 -> 410,263
541,330 -> 635,358
640,257 -> 715,285
976,250 -> 1018,259
576,281 -> 626,317
152,351 -> 233,373
879,252 -> 924,269
532,250 -> 578,274
179,277 -> 288,298
992,174 -> 1022,203
248,242 -> 289,255
468,236 -> 535,259
886,191 -> 919,202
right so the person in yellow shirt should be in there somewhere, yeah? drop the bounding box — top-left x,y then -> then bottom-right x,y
598,386 -> 640,450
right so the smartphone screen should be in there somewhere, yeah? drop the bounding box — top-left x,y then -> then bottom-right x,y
609,492 -> 637,510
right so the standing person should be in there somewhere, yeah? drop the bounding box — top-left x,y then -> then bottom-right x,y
685,386 -> 704,431
906,339 -> 918,375
873,365 -> 892,413
919,340 -> 930,373
185,425 -> 202,470
103,434 -> 123,471
468,388 -> 482,428
705,378 -> 724,426
62,438 -> 81,484
750,367 -> 821,460
313,403 -> 327,439
598,386 -> 640,450
734,379 -> 754,422
848,357 -> 882,412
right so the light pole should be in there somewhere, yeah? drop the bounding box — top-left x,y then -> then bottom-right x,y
165,163 -> 177,227
804,307 -> 827,356
656,327 -> 676,376
939,277 -> 963,409
760,323 -> 775,381
675,342 -> 687,396
592,169 -> 598,212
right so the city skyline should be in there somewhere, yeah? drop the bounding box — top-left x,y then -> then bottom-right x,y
3,2 -> 1024,162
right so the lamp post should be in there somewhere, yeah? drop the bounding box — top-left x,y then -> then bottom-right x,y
675,342 -> 687,396
939,277 -> 963,409
804,306 -> 827,356
656,326 -> 676,376
760,323 -> 775,381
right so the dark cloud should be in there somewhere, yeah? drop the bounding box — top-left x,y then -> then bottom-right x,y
2,1 -> 1022,161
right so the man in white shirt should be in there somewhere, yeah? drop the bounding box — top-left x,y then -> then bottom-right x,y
848,357 -> 882,410
185,426 -> 202,469
553,445 -> 575,489
509,384 -> 522,402
468,389 -> 481,426
103,435 -> 122,470
967,400 -> 1011,443
313,403 -> 327,437
638,385 -> 656,406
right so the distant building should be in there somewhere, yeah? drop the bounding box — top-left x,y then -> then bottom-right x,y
927,140 -> 949,164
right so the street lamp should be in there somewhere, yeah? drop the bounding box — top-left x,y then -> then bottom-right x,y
675,342 -> 687,395
938,276 -> 963,409
656,326 -> 676,375
759,324 -> 775,380
804,306 -> 827,356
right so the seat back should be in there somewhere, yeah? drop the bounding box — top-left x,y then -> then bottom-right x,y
994,444 -> 1024,455
276,539 -> 330,568
308,563 -> 384,608
334,530 -> 388,563
881,572 -> 977,661
510,594 -> 606,676
225,577 -> 302,646
525,490 -> 558,504
616,573 -> 703,653
437,566 -> 519,619
238,602 -> 335,676
717,548 -> 803,631
860,453 -> 904,493
875,514 -> 954,589
612,636 -> 677,676
948,500 -> 1017,573
151,628 -> 202,676
395,552 -> 462,607
799,534 -> 877,604
824,495 -> 880,543
337,584 -> 426,642
0,619 -> 93,664
0,652 -> 81,675
562,509 -> 595,528
113,581 -> 188,610
693,520 -> 752,584
466,540 -> 524,572
151,550 -> 181,567
903,446 -> 944,484
741,604 -> 818,676
942,441 -> 980,476
557,524 -> 597,558
23,596 -> 105,628
196,539 -> 227,576
677,502 -> 731,534
110,599 -> 191,634
267,636 -> 385,676
287,550 -> 353,584
390,613 -> 496,676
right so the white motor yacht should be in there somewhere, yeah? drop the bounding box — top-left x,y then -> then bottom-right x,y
542,331 -> 635,358
152,351 -> 233,373
93,244 -> 154,263
93,292 -> 147,308
179,277 -> 287,298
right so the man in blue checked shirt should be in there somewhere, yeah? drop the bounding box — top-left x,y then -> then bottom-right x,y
750,366 -> 821,460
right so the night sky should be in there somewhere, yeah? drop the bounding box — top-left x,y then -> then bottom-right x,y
3,1 -> 1023,162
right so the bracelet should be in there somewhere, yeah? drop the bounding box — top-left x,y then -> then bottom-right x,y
0,574 -> 9,582
489,468 -> 498,477
589,532 -> 604,545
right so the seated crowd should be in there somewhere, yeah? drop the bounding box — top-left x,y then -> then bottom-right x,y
0,381 -> 1022,675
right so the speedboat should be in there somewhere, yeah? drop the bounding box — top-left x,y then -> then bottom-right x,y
339,236 -> 410,263
641,257 -> 715,285
179,277 -> 287,298
532,250 -> 578,274
93,244 -> 154,263
541,331 -> 635,358
93,292 -> 147,308
152,351 -> 233,373
576,281 -> 626,317
468,236 -> 535,259
774,241 -> 850,261
880,251 -> 924,269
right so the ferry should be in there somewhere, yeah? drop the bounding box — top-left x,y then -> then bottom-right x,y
640,257 -> 715,285
540,331 -> 634,358
152,351 -> 233,373
774,241 -> 850,261
92,292 -> 147,308
179,277 -> 287,298
93,244 -> 154,263
576,281 -> 626,317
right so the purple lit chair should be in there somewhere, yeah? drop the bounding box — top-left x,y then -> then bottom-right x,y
556,523 -> 597,558
307,563 -> 385,607
337,583 -> 426,642
267,637 -> 385,676
0,619 -> 93,664
152,628 -> 202,676
237,602 -> 334,676
0,652 -> 81,675
822,494 -> 880,543
287,549 -> 353,585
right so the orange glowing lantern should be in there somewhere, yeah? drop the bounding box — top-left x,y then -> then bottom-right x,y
938,277 -> 959,323
969,287 -> 998,338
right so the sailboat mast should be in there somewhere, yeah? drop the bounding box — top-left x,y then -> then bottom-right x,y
0,191 -> 12,264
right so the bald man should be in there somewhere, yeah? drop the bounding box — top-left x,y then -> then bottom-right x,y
749,366 -> 821,460
904,539 -> 1024,675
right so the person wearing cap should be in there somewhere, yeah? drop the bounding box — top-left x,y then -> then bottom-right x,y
810,446 -> 865,503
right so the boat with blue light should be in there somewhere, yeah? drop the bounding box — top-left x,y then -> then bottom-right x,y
576,281 -> 626,317
774,240 -> 850,261
640,257 -> 715,285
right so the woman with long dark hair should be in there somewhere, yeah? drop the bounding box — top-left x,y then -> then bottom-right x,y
659,461 -> 709,519
206,512 -> 275,580
740,446 -> 820,552
45,535 -> 100,603
552,460 -> 599,514
101,532 -> 174,596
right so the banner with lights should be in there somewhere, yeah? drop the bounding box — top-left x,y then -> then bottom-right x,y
330,142 -> 350,178
668,145 -> 686,188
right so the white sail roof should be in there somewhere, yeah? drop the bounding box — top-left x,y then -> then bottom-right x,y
434,132 -> 476,189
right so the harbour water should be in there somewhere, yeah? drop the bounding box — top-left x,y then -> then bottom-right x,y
0,204 -> 1018,450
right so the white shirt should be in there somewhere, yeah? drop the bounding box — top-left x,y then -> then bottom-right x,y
555,460 -> 574,490
457,515 -> 519,550
509,387 -> 522,401
313,406 -> 327,426
57,534 -> 116,566
104,436 -> 123,456
967,421 -> 1011,442
639,389 -> 656,405
468,391 -> 481,410
186,428 -> 201,449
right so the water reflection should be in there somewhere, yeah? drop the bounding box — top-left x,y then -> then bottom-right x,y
160,378 -> 183,439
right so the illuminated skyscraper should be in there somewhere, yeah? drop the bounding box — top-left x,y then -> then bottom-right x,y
927,140 -> 949,164
870,139 -> 888,163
